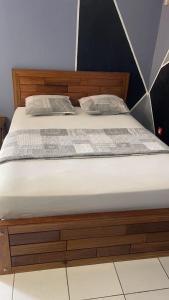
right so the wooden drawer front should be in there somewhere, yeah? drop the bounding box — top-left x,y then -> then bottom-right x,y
7,214 -> 169,273
9,231 -> 60,246
8,213 -> 169,235
127,221 -> 169,234
61,225 -> 126,240
67,234 -> 146,250
97,245 -> 130,257
12,251 -> 65,266
131,241 -> 169,254
11,241 -> 66,256
12,248 -> 97,267
146,231 -> 169,243
8,219 -> 128,234
66,248 -> 96,261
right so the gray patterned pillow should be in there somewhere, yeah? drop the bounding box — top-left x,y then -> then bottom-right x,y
25,95 -> 76,116
79,94 -> 129,115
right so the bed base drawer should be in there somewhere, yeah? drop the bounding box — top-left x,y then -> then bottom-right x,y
1,208 -> 169,275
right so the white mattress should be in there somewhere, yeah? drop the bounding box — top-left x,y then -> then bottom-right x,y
0,107 -> 169,219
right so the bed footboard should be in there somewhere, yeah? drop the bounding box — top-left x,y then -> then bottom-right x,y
1,209 -> 169,275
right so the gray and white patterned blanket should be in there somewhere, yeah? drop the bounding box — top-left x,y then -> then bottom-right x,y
0,128 -> 169,163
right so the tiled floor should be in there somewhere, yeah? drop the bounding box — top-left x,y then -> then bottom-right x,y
1,257 -> 169,299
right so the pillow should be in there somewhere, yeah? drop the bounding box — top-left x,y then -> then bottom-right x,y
25,95 -> 76,116
79,94 -> 129,115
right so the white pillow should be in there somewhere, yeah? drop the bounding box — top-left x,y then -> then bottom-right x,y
79,94 -> 129,115
25,95 -> 76,116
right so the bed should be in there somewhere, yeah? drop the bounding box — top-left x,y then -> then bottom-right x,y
0,69 -> 169,275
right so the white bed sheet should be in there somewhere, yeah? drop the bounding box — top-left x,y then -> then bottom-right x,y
0,107 -> 169,219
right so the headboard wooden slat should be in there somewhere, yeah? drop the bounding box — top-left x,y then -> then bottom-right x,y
12,69 -> 130,108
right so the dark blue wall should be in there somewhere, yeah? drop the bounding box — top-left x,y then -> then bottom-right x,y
77,0 -> 146,108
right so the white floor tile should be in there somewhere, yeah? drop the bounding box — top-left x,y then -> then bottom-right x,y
126,289 -> 169,300
0,274 -> 14,300
159,257 -> 169,277
115,258 -> 169,294
67,263 -> 122,300
13,268 -> 69,300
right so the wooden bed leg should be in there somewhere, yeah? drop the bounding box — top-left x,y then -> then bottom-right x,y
0,226 -> 12,275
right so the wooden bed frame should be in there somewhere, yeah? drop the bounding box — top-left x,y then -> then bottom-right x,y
1,69 -> 169,275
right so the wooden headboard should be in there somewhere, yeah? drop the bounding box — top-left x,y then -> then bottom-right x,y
12,69 -> 130,108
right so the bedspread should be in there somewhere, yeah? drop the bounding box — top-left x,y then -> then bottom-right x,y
0,127 -> 168,163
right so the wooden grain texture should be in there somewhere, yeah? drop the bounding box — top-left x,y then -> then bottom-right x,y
67,234 -> 146,250
8,218 -> 131,232
131,241 -> 169,254
12,248 -> 97,267
65,248 -> 96,261
12,69 -> 130,108
0,227 -> 11,274
19,78 -> 45,85
97,244 -> 130,257
11,241 -> 66,256
127,221 -> 169,234
146,231 -> 169,243
3,208 -> 169,227
20,84 -> 68,93
9,230 -> 60,246
80,79 -> 123,86
12,251 -> 65,267
45,78 -> 81,85
68,85 -> 100,93
8,223 -> 63,234
61,225 -> 126,240
66,250 -> 169,268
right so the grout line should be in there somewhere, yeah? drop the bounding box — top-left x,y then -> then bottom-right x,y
75,0 -> 80,71
125,287 -> 169,296
65,257 -> 169,300
66,264 -> 124,300
82,287 -> 169,300
11,273 -> 15,300
65,267 -> 71,300
113,0 -> 148,93
158,257 -> 169,280
149,49 -> 169,92
113,262 -> 127,300
82,294 -> 124,300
